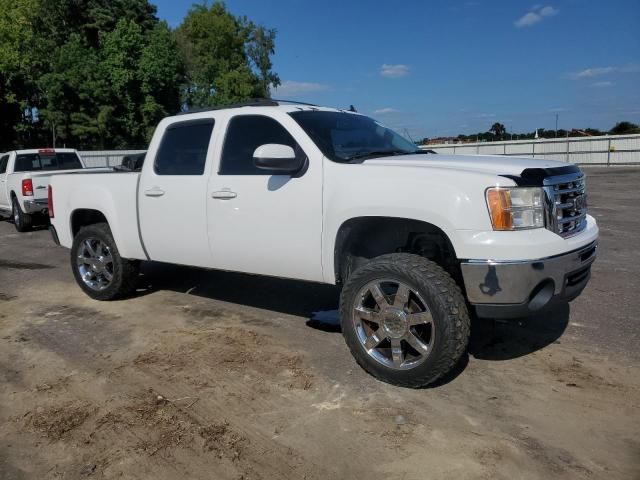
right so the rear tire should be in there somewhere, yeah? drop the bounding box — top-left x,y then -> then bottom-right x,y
340,253 -> 470,388
12,196 -> 32,232
71,223 -> 139,300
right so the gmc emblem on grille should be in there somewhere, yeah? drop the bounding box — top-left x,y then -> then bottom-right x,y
573,194 -> 587,211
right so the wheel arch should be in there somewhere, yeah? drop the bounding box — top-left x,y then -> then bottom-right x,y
70,208 -> 110,237
333,216 -> 460,285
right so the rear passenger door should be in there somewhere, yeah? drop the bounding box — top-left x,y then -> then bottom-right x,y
207,113 -> 323,282
138,118 -> 217,266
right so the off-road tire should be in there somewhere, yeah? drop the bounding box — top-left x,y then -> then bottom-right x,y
340,253 -> 470,388
12,196 -> 33,232
71,223 -> 139,300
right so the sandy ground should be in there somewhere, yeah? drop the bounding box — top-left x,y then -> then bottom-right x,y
0,167 -> 639,480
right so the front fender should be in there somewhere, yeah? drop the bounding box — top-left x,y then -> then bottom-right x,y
321,161 -> 513,283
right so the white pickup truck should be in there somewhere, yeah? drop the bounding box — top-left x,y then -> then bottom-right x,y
48,100 -> 598,387
0,148 -> 88,231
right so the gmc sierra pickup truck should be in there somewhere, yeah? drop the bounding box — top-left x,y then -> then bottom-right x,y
0,148 -> 90,231
48,100 -> 598,387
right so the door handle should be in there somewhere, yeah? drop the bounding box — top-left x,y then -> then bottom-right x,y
144,187 -> 165,197
211,191 -> 237,200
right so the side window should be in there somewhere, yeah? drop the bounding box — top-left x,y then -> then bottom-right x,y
155,119 -> 215,175
0,155 -> 8,174
220,115 -> 299,175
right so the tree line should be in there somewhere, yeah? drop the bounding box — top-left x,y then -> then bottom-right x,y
0,0 -> 280,150
421,121 -> 640,144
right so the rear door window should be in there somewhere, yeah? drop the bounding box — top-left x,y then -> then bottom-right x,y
0,155 -> 8,174
155,119 -> 215,175
14,152 -> 83,172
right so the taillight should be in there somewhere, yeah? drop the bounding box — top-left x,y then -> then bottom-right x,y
48,185 -> 54,218
22,179 -> 33,197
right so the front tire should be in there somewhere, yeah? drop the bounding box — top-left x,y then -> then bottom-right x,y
71,223 -> 139,300
340,253 -> 470,388
12,196 -> 32,232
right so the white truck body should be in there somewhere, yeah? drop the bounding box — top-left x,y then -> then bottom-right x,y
0,148 -> 89,217
47,102 -> 598,386
50,105 -> 597,276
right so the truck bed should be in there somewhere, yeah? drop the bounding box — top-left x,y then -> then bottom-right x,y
49,171 -> 147,260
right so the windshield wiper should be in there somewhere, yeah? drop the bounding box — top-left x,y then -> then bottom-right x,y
345,149 -> 415,161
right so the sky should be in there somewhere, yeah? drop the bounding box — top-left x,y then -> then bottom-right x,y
153,0 -> 640,139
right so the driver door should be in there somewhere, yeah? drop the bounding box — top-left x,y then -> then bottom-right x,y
207,113 -> 323,282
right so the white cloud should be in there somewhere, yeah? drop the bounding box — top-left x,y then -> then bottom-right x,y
568,64 -> 639,80
517,12 -> 542,27
273,81 -> 329,96
515,12 -> 542,27
574,66 -> 616,78
548,107 -> 568,112
380,64 -> 410,78
592,81 -> 613,87
373,108 -> 399,115
515,5 -> 558,27
539,6 -> 558,16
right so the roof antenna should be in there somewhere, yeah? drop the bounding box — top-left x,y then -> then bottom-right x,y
348,105 -> 357,112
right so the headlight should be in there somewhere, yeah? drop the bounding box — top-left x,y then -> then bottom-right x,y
486,187 -> 544,230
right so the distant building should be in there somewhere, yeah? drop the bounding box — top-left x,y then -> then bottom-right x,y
568,129 -> 593,137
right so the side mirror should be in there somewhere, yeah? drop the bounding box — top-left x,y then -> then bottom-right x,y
253,144 -> 304,174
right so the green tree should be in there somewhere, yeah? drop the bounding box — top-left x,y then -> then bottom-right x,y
0,0 -> 43,148
489,122 -> 506,140
176,2 -> 262,108
38,34 -> 107,147
0,0 -> 278,150
139,22 -> 184,139
245,23 -> 280,97
610,121 -> 640,135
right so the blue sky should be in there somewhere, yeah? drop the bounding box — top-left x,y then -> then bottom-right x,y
154,0 -> 640,139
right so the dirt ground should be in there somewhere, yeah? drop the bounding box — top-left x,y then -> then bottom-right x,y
0,167 -> 639,480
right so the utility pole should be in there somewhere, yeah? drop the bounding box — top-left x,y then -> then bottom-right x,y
555,114 -> 559,138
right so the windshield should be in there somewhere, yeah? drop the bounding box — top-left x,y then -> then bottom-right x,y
289,111 -> 419,162
14,152 -> 83,172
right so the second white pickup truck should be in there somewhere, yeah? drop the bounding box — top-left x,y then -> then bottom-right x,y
48,100 -> 598,387
0,148 -> 88,231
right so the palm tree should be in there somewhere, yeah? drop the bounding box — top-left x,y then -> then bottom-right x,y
489,122 -> 506,141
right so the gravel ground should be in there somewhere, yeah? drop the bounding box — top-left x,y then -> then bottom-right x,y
0,166 -> 638,479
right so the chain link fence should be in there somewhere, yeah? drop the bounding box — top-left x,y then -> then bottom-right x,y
79,150 -> 146,168
420,134 -> 640,165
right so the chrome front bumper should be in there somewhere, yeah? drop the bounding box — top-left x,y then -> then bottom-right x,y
461,241 -> 597,319
23,198 -> 48,214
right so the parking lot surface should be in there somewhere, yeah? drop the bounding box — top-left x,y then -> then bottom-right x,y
0,167 -> 638,479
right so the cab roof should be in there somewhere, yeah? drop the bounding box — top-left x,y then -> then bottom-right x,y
173,99 -> 353,117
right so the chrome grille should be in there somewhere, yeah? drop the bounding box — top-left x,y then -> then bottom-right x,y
543,172 -> 588,237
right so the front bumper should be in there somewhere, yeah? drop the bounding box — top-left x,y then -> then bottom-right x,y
461,241 -> 597,319
23,198 -> 48,214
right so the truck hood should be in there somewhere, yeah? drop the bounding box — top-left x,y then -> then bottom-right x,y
363,153 -> 571,177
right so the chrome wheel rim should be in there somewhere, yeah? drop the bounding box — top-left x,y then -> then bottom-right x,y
76,238 -> 114,291
352,279 -> 435,370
